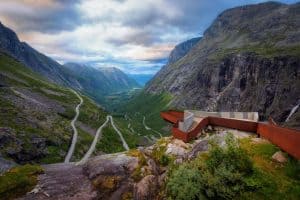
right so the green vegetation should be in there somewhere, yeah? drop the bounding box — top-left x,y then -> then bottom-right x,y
111,91 -> 174,146
151,138 -> 172,166
0,53 -> 107,163
95,123 -> 126,153
0,165 -> 43,200
166,134 -> 300,200
72,128 -> 94,161
211,45 -> 300,62
126,149 -> 148,181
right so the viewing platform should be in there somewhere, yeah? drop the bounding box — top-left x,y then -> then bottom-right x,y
161,110 -> 300,160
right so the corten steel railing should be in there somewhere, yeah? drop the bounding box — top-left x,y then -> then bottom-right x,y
160,111 -> 184,124
161,111 -> 300,159
257,123 -> 300,159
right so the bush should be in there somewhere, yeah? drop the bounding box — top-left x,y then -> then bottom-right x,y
167,133 -> 256,200
199,134 -> 253,199
166,164 -> 203,200
160,154 -> 170,166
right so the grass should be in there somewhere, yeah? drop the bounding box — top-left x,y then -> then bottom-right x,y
238,138 -> 300,199
113,91 -> 174,143
71,128 -> 94,162
95,123 -> 126,154
0,165 -> 43,200
211,44 -> 300,62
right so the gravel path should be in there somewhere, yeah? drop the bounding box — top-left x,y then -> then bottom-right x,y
64,90 -> 83,163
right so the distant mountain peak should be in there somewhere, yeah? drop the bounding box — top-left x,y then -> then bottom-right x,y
168,37 -> 201,64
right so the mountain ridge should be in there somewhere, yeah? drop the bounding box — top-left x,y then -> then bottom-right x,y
144,1 -> 300,128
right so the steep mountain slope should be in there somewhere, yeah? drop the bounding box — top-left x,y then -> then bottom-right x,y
168,37 -> 201,64
0,52 -> 108,166
145,2 -> 300,128
63,63 -> 140,104
0,22 -> 80,87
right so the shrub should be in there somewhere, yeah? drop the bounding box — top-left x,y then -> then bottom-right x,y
167,133 -> 256,200
166,164 -> 203,200
199,134 -> 254,199
160,154 -> 170,166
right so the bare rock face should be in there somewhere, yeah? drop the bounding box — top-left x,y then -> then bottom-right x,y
21,163 -> 98,200
84,153 -> 139,199
272,151 -> 287,163
134,175 -> 159,200
167,37 -> 201,65
0,127 -> 48,164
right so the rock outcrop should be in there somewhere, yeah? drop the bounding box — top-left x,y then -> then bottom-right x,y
20,127 -> 256,199
145,2 -> 300,128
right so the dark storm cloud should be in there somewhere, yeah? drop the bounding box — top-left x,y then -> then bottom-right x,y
0,0 -> 82,33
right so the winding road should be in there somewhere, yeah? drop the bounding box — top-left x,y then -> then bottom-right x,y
77,116 -> 110,165
64,90 -> 83,163
77,115 -> 129,165
63,89 -> 129,164
109,116 -> 129,151
143,116 -> 162,138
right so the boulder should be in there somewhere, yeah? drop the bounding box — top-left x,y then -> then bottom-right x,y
165,143 -> 187,157
272,151 -> 287,163
185,140 -> 209,160
134,175 -> 158,200
173,139 -> 190,149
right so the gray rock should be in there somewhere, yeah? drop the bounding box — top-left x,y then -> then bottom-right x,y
272,151 -> 287,163
186,140 -> 209,160
134,175 -> 158,200
0,155 -> 16,174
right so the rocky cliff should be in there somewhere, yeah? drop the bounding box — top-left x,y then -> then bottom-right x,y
168,37 -> 201,64
145,2 -> 300,127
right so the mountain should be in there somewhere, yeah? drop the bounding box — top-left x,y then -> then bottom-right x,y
127,74 -> 154,86
168,37 -> 201,64
145,2 -> 300,128
63,63 -> 140,103
98,67 -> 140,89
0,22 -> 80,88
0,52 -> 108,166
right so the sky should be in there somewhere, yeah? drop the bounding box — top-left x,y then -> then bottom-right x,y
0,0 -> 298,74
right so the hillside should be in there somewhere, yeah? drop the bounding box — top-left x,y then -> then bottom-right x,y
0,52 -> 137,167
145,2 -> 300,128
0,22 -> 79,87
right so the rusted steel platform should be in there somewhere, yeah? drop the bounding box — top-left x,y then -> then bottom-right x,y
161,111 -> 300,159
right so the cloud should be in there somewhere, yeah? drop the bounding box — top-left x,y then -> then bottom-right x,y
0,0 -> 82,33
0,0 -> 298,74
